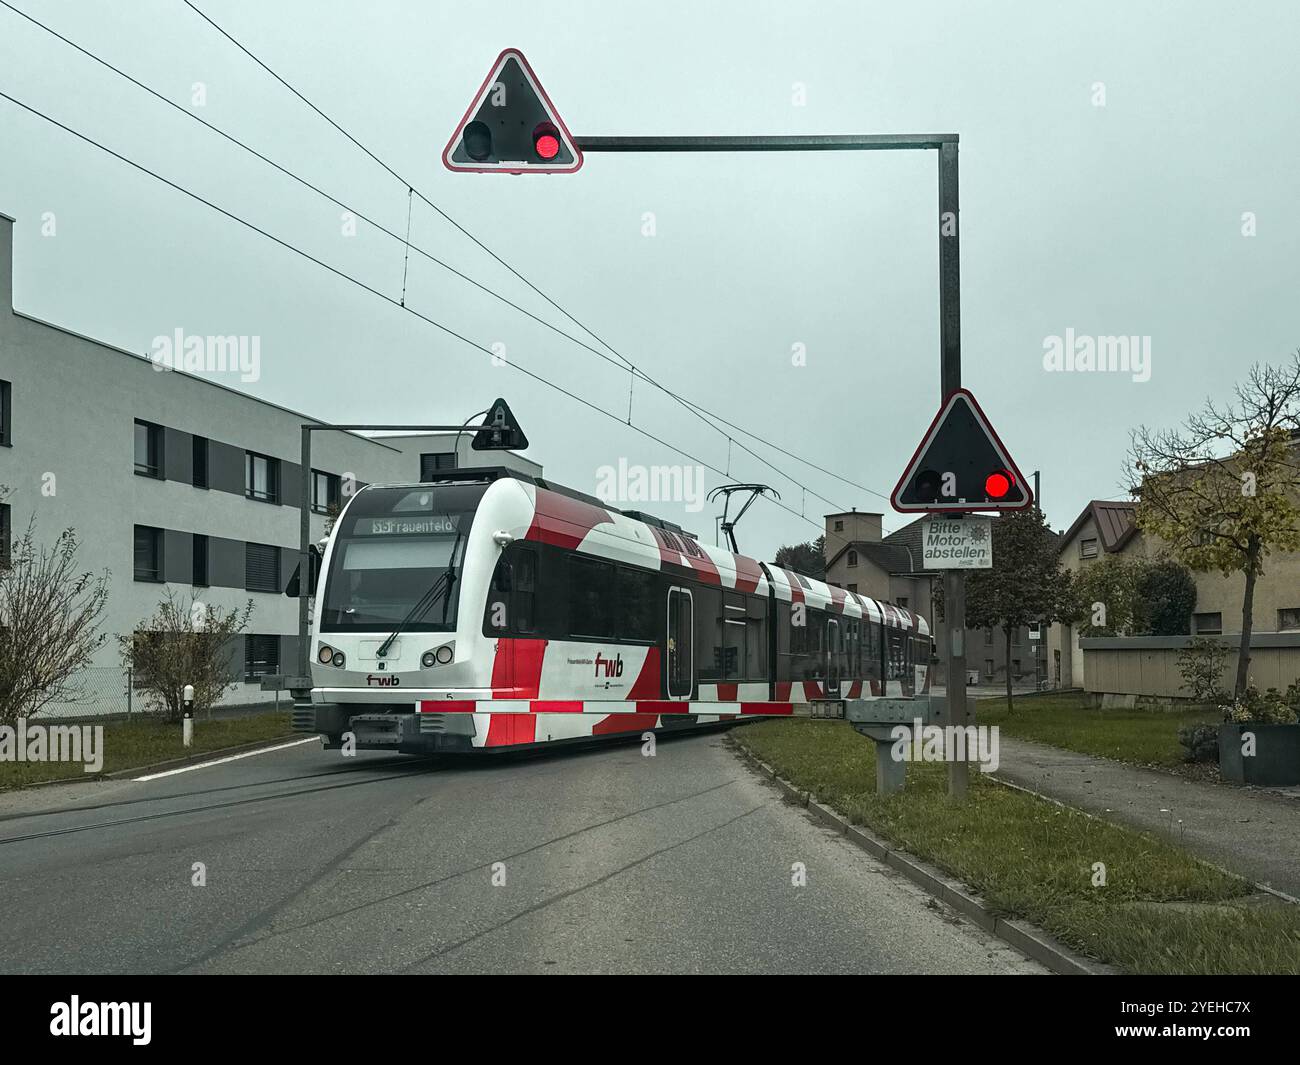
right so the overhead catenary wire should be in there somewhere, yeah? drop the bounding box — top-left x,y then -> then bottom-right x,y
0,87 -> 842,542
174,0 -> 893,508
2,0 -> 885,517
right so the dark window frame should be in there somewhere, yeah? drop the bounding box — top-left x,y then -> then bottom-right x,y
0,379 -> 11,446
311,469 -> 341,515
245,451 -> 280,504
192,436 -> 209,489
244,634 -> 281,682
0,503 -> 10,567
192,533 -> 209,588
133,525 -> 163,582
420,452 -> 458,481
134,420 -> 164,478
1193,611 -> 1223,636
245,542 -> 281,593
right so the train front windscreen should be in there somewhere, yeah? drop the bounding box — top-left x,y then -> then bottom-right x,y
319,483 -> 488,633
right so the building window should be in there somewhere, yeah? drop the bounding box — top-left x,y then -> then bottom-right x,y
0,379 -> 11,446
134,526 -> 163,581
985,628 -> 994,645
134,420 -> 163,477
1193,612 -> 1223,635
244,634 -> 280,681
420,452 -> 457,481
834,519 -> 844,532
245,451 -> 279,503
896,597 -> 909,609
1279,608 -> 1300,632
193,534 -> 209,587
312,470 -> 341,514
0,503 -> 10,567
192,436 -> 209,489
1013,627 -> 1022,646
984,659 -> 995,677
1013,659 -> 1022,677
245,542 -> 280,592
1079,537 -> 1099,559
847,583 -> 858,594
847,549 -> 858,568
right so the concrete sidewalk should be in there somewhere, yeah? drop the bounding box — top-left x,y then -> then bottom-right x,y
994,737 -> 1300,900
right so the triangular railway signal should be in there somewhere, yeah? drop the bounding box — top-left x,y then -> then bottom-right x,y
891,388 -> 1032,512
443,49 -> 582,173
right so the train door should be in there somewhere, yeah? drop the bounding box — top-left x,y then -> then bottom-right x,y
667,587 -> 693,699
826,618 -> 841,697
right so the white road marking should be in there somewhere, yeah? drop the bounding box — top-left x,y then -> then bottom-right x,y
133,737 -> 319,781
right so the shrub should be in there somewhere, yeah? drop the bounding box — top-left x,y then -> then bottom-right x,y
1176,636 -> 1230,705
1177,723 -> 1220,763
1220,686 -> 1299,726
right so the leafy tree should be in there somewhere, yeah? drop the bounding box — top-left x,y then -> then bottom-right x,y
964,508 -> 1073,710
1069,555 -> 1145,636
1127,352 -> 1300,696
1069,555 -> 1197,636
119,590 -> 253,721
774,535 -> 825,579
0,493 -> 111,726
1135,559 -> 1197,636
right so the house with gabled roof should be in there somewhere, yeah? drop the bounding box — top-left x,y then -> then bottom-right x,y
822,511 -> 1048,687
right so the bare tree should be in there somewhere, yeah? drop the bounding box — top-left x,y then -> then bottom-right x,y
0,491 -> 111,726
119,590 -> 254,722
1126,351 -> 1300,697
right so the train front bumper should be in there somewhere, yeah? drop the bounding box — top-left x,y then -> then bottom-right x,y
292,701 -> 477,752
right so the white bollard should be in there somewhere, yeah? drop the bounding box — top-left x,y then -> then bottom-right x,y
182,683 -> 195,748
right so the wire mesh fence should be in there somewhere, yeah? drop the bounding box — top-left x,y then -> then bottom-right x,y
30,666 -> 135,720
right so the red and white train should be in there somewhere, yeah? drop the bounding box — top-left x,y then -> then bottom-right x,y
292,468 -> 932,752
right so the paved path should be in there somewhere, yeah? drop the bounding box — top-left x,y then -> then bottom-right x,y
0,731 -> 1043,975
995,737 -> 1300,899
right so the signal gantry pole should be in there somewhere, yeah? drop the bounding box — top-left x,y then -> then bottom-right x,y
578,133 -> 970,799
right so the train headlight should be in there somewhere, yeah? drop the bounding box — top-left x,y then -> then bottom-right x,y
332,651 -> 346,668
317,645 -> 334,665
422,644 -> 455,667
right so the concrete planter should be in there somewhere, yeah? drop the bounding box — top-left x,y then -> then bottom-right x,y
1217,723 -> 1300,786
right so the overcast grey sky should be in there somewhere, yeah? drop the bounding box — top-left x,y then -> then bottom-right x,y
2,0 -> 1298,559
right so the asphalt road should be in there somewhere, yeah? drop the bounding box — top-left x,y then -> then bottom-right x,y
0,727 -> 1045,974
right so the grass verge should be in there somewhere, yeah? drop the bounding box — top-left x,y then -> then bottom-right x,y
733,718 -> 1300,974
0,711 -> 296,789
976,693 -> 1218,770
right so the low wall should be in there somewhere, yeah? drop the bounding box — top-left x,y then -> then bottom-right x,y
1080,633 -> 1300,700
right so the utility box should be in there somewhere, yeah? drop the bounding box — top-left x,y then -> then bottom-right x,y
845,696 -> 946,796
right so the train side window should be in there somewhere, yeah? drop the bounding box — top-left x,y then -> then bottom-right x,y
568,555 -> 616,638
722,592 -> 746,681
694,584 -> 723,681
617,566 -> 657,642
514,548 -> 537,633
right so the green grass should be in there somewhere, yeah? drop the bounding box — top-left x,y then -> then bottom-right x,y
976,693 -> 1218,768
0,711 -> 295,789
734,718 -> 1300,974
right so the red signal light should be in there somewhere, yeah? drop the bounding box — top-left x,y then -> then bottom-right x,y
533,124 -> 560,160
985,470 -> 1012,499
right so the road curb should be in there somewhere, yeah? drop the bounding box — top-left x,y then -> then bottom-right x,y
727,736 -> 1115,976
